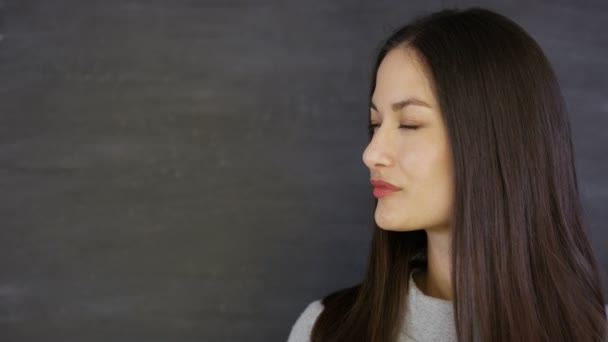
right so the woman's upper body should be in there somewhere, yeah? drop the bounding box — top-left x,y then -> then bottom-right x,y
288,7 -> 607,342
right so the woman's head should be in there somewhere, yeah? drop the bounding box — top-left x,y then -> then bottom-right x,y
363,7 -> 571,236
312,7 -> 606,342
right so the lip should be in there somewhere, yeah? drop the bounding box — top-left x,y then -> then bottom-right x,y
370,179 -> 402,199
370,179 -> 401,190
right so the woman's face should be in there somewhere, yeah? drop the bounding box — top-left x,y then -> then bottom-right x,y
362,47 -> 454,232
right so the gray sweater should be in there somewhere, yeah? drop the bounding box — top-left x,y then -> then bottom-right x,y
287,268 -> 455,341
287,270 -> 608,342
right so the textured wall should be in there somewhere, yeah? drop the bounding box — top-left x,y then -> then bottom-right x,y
0,0 -> 606,341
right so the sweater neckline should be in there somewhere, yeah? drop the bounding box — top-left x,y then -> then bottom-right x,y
401,268 -> 457,341
409,268 -> 453,305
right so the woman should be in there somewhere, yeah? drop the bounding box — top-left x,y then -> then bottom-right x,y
287,7 -> 607,342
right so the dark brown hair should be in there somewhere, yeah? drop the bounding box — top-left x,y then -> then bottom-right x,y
310,7 -> 607,342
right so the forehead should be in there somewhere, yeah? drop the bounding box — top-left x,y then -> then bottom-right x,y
373,47 -> 437,108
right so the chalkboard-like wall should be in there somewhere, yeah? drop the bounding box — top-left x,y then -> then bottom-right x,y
0,1 -> 606,341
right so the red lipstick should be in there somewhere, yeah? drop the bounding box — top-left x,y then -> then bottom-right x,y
370,179 -> 401,198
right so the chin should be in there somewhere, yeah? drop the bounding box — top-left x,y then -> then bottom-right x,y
376,224 -> 402,232
375,213 -> 424,232
375,218 -> 409,232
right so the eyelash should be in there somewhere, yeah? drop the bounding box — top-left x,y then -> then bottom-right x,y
367,123 -> 420,131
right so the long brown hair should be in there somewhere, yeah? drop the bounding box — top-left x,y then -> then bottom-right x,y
310,7 -> 607,342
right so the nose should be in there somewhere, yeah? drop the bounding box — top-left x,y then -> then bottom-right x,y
362,131 -> 394,169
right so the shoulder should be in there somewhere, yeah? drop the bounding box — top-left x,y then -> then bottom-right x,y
286,299 -> 325,342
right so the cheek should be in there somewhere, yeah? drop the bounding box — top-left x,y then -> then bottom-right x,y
397,142 -> 454,218
397,142 -> 443,179
397,140 -> 454,209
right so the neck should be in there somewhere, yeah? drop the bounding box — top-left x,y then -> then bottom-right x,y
415,226 -> 452,301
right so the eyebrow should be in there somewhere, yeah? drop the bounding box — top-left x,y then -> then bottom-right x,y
369,98 -> 432,113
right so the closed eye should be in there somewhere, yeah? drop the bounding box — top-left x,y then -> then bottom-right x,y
367,123 -> 420,131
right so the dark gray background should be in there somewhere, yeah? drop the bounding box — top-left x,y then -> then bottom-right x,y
0,0 -> 606,341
